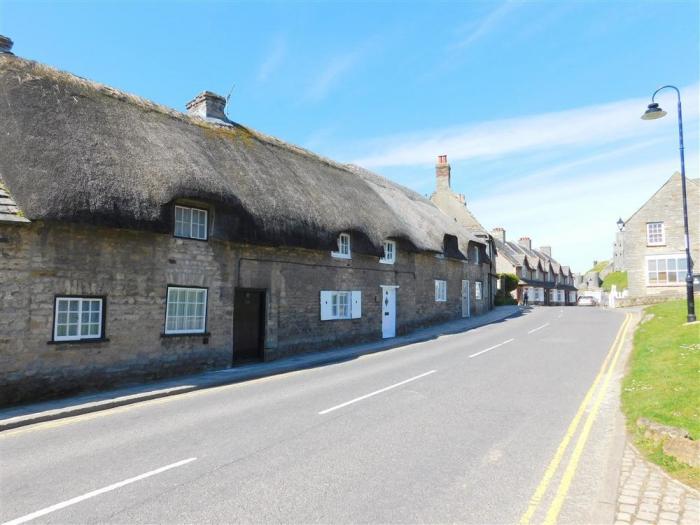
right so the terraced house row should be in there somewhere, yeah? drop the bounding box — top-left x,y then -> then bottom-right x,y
490,230 -> 578,306
0,38 -> 502,404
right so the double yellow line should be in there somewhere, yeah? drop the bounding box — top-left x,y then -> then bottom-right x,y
519,313 -> 631,525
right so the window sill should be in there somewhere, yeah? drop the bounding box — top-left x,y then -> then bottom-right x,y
331,253 -> 351,260
48,338 -> 110,345
646,243 -> 666,247
161,332 -> 211,338
379,259 -> 395,265
173,235 -> 209,242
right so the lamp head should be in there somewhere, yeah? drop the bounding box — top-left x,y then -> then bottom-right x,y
617,217 -> 625,231
641,102 -> 667,120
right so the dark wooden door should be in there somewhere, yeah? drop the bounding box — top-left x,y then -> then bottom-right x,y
233,289 -> 265,363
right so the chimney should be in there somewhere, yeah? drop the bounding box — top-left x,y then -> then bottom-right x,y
186,91 -> 229,123
491,227 -> 506,243
539,246 -> 552,257
518,237 -> 532,251
435,154 -> 451,192
0,35 -> 13,55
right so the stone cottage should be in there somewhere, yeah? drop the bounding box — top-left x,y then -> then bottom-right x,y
0,40 -> 494,404
617,172 -> 699,298
490,230 -> 577,305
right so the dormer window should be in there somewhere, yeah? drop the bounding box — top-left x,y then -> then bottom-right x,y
471,245 -> 479,264
174,205 -> 208,240
332,233 -> 351,259
380,240 -> 396,264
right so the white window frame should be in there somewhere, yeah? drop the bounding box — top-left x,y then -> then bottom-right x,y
379,240 -> 396,264
331,233 -> 351,259
646,222 -> 665,246
53,297 -> 103,341
320,291 -> 361,320
435,280 -> 447,302
645,253 -> 687,286
164,286 -> 208,334
475,281 -> 483,300
174,205 -> 208,240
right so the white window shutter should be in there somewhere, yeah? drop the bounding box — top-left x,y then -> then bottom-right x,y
351,291 -> 362,318
320,291 -> 333,321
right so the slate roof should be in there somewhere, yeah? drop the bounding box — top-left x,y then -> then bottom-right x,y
0,54 -> 484,256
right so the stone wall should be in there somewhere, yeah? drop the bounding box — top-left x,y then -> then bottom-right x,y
0,221 -> 492,405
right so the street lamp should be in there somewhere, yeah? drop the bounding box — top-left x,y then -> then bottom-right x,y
641,85 -> 695,322
616,217 -> 625,232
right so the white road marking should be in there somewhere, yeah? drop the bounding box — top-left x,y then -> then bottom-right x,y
528,323 -> 550,334
318,370 -> 436,415
2,457 -> 197,525
468,338 -> 515,359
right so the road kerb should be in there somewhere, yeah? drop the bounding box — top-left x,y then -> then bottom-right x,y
519,313 -> 631,524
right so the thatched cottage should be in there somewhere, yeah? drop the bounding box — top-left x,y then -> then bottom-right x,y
0,39 -> 495,404
489,230 -> 577,306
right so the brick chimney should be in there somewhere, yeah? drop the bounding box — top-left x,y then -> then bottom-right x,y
0,35 -> 13,55
186,91 -> 229,123
491,227 -> 506,243
518,237 -> 532,251
539,246 -> 552,257
435,154 -> 451,192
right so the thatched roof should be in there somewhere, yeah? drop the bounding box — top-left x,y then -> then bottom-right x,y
0,54 -> 483,256
494,238 -> 573,277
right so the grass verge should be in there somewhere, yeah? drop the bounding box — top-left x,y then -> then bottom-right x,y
621,299 -> 700,488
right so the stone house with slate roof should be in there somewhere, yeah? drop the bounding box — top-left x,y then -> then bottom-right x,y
490,229 -> 577,306
618,173 -> 699,298
0,38 -> 494,404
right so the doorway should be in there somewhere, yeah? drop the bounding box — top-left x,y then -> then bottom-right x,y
233,288 -> 265,363
462,280 -> 471,318
381,286 -> 397,338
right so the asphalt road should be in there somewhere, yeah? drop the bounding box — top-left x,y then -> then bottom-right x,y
0,306 -> 628,524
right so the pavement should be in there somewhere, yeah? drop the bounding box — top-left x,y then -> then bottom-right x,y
0,305 -> 521,431
0,305 -> 632,524
615,443 -> 700,525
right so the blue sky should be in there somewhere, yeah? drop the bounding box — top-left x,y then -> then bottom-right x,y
2,0 -> 698,272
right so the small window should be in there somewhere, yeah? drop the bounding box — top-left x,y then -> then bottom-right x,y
320,291 -> 361,320
54,297 -> 103,341
471,246 -> 479,264
174,205 -> 208,240
646,222 -> 665,246
435,280 -> 447,302
475,281 -> 483,300
380,240 -> 396,264
165,287 -> 207,334
332,233 -> 351,259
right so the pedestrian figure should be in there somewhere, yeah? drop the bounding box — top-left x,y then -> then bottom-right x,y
523,291 -> 529,306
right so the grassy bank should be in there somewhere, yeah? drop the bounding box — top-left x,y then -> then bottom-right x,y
621,299 -> 700,488
602,271 -> 627,292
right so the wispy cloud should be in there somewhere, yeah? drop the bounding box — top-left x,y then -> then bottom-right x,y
351,83 -> 699,168
306,51 -> 363,101
452,1 -> 518,49
257,36 -> 287,83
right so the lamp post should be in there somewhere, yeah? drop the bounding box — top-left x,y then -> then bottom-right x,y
641,85 -> 695,322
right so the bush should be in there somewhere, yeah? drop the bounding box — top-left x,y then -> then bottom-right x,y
495,294 -> 517,306
495,273 -> 519,305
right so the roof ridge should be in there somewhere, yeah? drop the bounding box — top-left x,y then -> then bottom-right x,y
0,54 -> 360,178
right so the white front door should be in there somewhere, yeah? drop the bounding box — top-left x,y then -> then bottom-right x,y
462,280 -> 471,318
381,286 -> 396,338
